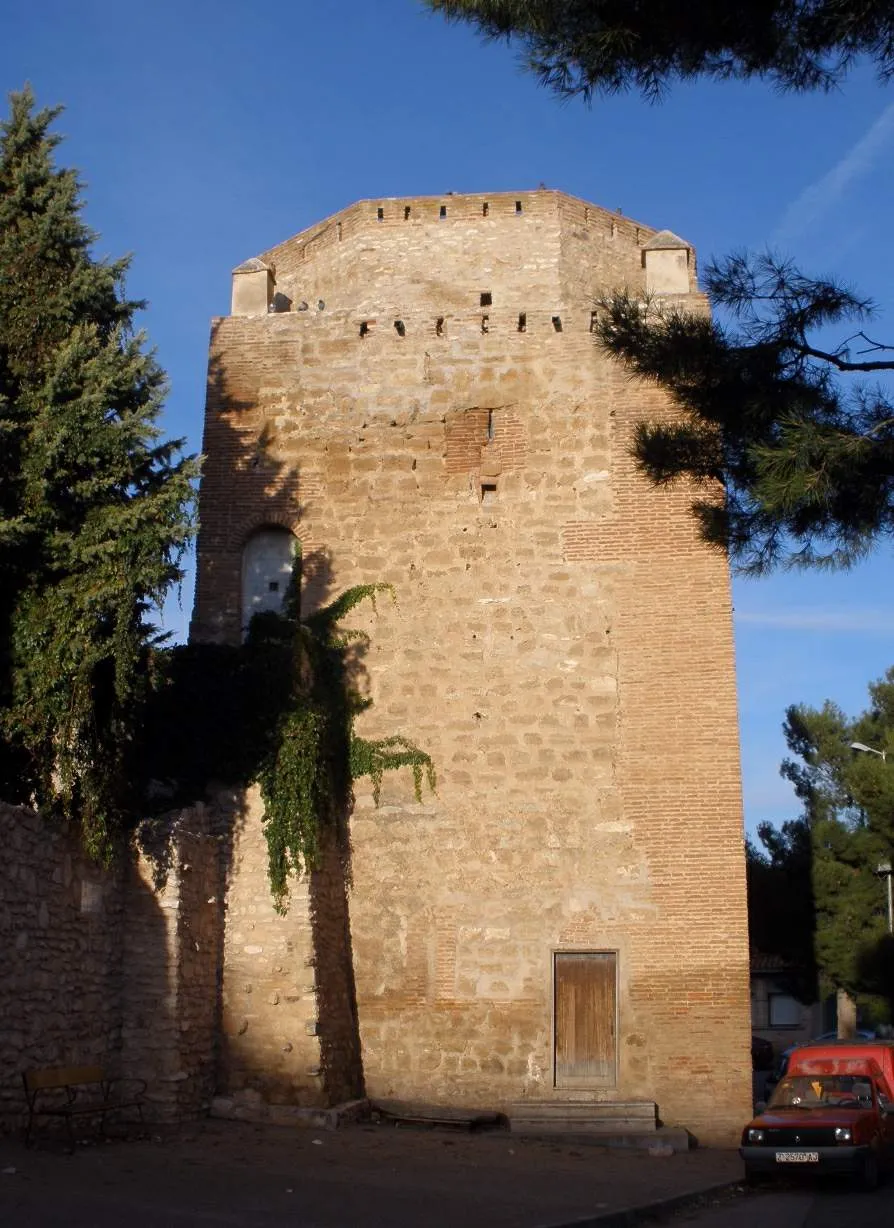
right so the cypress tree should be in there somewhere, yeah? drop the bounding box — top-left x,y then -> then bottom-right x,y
0,87 -> 198,857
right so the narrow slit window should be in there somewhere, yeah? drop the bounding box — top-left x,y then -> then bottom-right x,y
480,292 -> 492,307
482,201 -> 489,216
589,310 -> 599,333
435,317 -> 444,336
404,205 -> 411,220
481,314 -> 489,334
394,319 -> 406,337
377,206 -> 384,221
439,204 -> 447,219
487,410 -> 495,442
517,313 -> 527,333
359,321 -> 370,337
515,200 -> 523,214
552,316 -> 563,332
337,222 -> 342,241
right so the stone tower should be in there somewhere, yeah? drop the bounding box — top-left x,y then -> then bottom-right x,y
192,190 -> 751,1144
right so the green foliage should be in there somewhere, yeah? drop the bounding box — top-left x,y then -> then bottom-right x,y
424,1 -> 894,99
256,575 -> 434,912
595,254 -> 894,573
772,678 -> 894,1018
747,819 -> 818,1003
0,88 -> 197,855
351,735 -> 438,806
0,89 -> 433,895
139,567 -> 435,912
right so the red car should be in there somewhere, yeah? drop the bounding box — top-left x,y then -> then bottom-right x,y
741,1043 -> 894,1189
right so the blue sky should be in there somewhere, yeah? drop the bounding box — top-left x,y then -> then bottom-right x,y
4,1 -> 894,835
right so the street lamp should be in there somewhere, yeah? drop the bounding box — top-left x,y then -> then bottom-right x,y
849,743 -> 894,935
850,741 -> 887,760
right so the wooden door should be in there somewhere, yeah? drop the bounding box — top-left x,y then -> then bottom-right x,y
554,952 -> 617,1087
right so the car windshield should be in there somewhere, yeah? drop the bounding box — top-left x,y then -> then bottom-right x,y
768,1075 -> 874,1109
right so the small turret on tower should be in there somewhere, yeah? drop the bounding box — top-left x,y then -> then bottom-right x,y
641,230 -> 692,295
231,257 -> 274,316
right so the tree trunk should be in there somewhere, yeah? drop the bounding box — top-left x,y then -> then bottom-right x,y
836,987 -> 857,1039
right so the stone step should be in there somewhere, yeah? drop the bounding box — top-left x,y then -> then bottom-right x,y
511,1126 -> 691,1154
371,1099 -> 504,1131
509,1099 -> 658,1134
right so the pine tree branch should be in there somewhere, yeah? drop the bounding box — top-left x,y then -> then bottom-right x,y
799,342 -> 894,373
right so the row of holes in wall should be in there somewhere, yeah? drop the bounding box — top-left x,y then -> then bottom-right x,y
369,201 -> 637,241
312,207 -> 640,255
376,200 -> 524,222
359,311 -> 605,338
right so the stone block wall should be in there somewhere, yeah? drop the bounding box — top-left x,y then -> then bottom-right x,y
121,809 -> 225,1121
216,788 -> 363,1113
0,803 -> 125,1127
0,802 -> 224,1131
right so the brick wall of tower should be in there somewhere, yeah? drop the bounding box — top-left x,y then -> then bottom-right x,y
191,192 -> 750,1145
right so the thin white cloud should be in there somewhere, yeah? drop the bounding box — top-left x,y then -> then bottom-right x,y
737,608 -> 893,633
772,100 -> 894,246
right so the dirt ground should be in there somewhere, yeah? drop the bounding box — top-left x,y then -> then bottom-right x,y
0,1117 -> 745,1227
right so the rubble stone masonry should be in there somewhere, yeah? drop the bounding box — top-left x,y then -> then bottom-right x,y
191,190 -> 752,1145
0,803 -> 222,1130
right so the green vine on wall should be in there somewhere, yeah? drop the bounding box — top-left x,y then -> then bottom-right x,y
249,569 -> 435,912
137,562 -> 435,910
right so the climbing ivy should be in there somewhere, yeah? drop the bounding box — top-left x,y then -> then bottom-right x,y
139,563 -> 435,911
253,570 -> 435,912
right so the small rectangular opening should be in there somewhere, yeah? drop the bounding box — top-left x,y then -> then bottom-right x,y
515,200 -> 523,214
481,483 -> 497,503
589,310 -> 599,334
404,205 -> 411,220
552,316 -> 563,332
439,204 -> 447,219
480,292 -> 492,307
482,201 -> 489,216
337,222 -> 342,241
487,410 -> 495,442
481,314 -> 489,334
359,321 -> 370,337
268,581 -> 280,593
435,317 -> 444,336
517,313 -> 527,333
394,319 -> 406,337
377,206 -> 384,221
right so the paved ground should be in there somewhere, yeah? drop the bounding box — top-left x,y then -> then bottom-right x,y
675,1182 -> 894,1228
0,1117 -> 744,1228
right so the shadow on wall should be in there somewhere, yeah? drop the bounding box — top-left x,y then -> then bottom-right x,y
0,802 -> 224,1132
2,335 -> 374,1129
139,340 -> 369,1111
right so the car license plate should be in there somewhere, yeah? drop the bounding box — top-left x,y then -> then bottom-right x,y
775,1151 -> 819,1163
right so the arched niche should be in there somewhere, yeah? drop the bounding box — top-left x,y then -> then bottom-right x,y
241,527 -> 297,632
